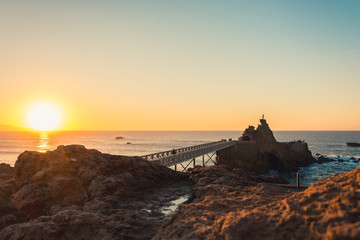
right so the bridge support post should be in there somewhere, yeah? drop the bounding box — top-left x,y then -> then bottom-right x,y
175,164 -> 177,171
202,155 -> 205,166
193,158 -> 195,168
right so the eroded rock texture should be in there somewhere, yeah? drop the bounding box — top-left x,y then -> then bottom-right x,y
154,165 -> 360,240
0,145 -> 190,240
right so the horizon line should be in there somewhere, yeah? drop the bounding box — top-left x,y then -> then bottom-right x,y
1,129 -> 360,132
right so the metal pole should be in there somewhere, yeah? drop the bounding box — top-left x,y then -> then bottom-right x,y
296,173 -> 300,188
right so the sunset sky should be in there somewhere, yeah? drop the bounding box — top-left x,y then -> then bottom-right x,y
1,1 -> 359,131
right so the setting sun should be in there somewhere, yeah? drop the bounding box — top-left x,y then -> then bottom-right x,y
26,103 -> 62,131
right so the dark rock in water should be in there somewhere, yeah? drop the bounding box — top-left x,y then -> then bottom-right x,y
346,142 -> 360,147
115,136 -> 125,139
217,119 -> 315,173
350,157 -> 356,160
315,153 -> 322,156
126,142 -> 132,144
0,145 -> 190,239
153,165 -> 360,240
317,156 -> 335,164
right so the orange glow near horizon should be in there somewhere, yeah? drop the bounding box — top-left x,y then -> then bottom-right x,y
1,2 -> 360,131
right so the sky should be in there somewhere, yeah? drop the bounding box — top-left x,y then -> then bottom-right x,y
1,0 -> 359,131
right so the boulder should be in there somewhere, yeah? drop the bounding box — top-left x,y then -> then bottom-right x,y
217,119 -> 315,173
0,164 -> 27,230
1,145 -> 190,239
317,156 -> 335,164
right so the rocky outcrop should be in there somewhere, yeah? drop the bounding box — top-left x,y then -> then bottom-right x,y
154,165 -> 360,240
0,145 -> 190,240
347,142 -> 360,147
217,119 -> 315,173
2,144 -> 359,240
0,164 -> 27,231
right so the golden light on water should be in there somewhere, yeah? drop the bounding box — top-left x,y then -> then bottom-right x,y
26,102 -> 62,131
37,132 -> 51,153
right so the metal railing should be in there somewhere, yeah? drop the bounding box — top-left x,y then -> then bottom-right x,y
141,140 -> 236,167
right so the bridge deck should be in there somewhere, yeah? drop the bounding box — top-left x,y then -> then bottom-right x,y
141,140 -> 236,167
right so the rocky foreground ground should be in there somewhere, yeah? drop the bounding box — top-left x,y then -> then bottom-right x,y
0,145 -> 190,240
0,145 -> 359,239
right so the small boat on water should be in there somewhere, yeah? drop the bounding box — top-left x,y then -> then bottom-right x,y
346,142 -> 360,147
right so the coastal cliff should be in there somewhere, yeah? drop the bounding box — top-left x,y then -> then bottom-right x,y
217,119 -> 315,173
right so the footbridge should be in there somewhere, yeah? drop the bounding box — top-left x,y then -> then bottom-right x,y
141,140 -> 236,171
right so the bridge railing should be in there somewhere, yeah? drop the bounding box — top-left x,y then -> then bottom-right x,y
141,140 -> 228,161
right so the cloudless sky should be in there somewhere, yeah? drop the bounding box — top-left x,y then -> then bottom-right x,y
1,0 -> 359,130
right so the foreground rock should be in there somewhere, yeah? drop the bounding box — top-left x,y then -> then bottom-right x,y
0,145 -> 190,240
0,164 -> 27,231
217,118 -> 315,173
154,165 -> 360,240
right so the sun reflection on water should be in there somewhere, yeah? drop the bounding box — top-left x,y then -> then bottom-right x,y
38,132 -> 51,153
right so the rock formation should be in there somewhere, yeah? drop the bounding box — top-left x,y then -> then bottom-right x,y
1,144 -> 359,240
153,165 -> 360,240
0,145 -> 190,240
0,164 -> 27,231
217,119 -> 315,173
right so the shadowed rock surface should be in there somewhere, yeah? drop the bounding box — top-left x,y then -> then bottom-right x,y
217,119 -> 315,173
153,165 -> 360,240
0,145 -> 190,240
0,164 -> 27,231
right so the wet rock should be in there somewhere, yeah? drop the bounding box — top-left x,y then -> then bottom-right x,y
115,136 -> 125,139
154,165 -> 360,240
217,119 -> 315,173
317,156 -> 335,164
346,142 -> 360,147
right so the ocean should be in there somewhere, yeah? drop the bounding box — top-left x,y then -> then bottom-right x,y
0,131 -> 359,185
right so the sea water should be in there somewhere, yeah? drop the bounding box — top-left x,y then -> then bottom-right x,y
0,131 -> 359,185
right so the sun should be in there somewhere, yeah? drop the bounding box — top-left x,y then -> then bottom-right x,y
26,102 -> 62,131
